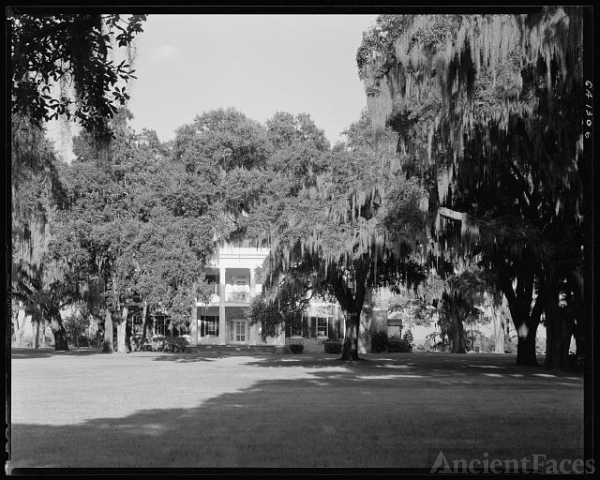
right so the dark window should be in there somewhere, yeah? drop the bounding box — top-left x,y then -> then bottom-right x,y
199,316 -> 219,337
316,317 -> 328,337
154,315 -> 167,336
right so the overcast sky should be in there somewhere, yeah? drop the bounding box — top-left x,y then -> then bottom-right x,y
48,14 -> 378,161
128,14 -> 377,143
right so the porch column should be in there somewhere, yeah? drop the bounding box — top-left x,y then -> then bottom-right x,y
190,300 -> 198,345
250,267 -> 256,299
219,267 -> 226,345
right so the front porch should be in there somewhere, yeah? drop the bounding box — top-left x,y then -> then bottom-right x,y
185,344 -> 284,355
190,305 -> 285,347
189,245 -> 285,347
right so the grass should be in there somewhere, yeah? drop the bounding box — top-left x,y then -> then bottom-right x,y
8,348 -> 584,470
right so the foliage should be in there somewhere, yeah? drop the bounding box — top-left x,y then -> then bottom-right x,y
370,331 -> 388,353
387,336 -> 412,353
163,336 -> 189,353
62,305 -> 92,346
48,109 -> 215,350
324,341 -> 343,354
244,110 -> 430,360
289,344 -> 304,354
248,272 -> 312,341
10,12 -> 146,141
174,107 -> 271,174
359,10 -> 586,367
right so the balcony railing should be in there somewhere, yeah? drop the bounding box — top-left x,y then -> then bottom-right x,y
205,284 -> 262,304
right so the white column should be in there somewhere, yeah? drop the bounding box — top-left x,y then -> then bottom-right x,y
190,300 -> 198,345
219,267 -> 226,345
249,267 -> 256,298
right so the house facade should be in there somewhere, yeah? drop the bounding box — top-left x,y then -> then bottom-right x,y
189,244 -> 284,346
188,243 -> 391,352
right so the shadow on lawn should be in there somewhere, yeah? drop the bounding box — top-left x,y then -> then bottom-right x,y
151,353 -> 220,363
152,351 -> 584,381
240,352 -> 584,380
11,347 -> 107,360
8,357 -> 585,471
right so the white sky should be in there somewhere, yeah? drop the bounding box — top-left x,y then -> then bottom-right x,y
128,14 -> 378,144
48,14 -> 378,161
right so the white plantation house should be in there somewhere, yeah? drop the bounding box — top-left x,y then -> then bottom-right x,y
188,244 -> 392,352
189,244 -> 281,347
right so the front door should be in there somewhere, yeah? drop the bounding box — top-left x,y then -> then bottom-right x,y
230,320 -> 248,344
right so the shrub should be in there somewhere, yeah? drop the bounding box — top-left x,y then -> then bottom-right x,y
151,334 -> 166,351
388,338 -> 412,353
371,331 -> 388,353
324,341 -> 342,354
289,344 -> 304,354
170,336 -> 189,347
568,353 -> 583,371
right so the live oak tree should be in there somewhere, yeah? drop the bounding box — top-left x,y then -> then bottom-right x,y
10,11 -> 147,349
438,266 -> 487,354
248,128 -> 428,360
358,10 -> 586,368
49,110 -> 171,352
11,114 -> 73,350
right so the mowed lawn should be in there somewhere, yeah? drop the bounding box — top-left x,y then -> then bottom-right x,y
8,349 -> 584,470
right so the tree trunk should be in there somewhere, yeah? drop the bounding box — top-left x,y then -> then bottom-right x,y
50,315 -> 69,351
116,306 -> 128,354
34,319 -> 41,349
41,319 -> 47,348
515,322 -> 538,365
103,310 -> 114,353
451,310 -> 467,353
141,303 -> 150,343
341,311 -> 361,361
544,287 -> 572,370
492,306 -> 505,354
328,260 -> 369,362
96,316 -> 103,348
500,271 -> 542,367
12,306 -> 27,347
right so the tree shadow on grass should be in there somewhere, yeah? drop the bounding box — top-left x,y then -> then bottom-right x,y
8,358 -> 584,471
150,352 -> 287,363
243,352 -> 584,380
151,352 -> 221,363
11,347 -> 108,360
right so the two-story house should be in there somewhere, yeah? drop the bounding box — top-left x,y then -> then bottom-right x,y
189,244 -> 285,347
188,244 -> 391,353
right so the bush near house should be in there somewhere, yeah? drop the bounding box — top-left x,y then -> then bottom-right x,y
289,344 -> 304,354
162,336 -> 189,353
387,338 -> 412,352
371,331 -> 388,353
387,330 -> 414,353
324,341 -> 342,354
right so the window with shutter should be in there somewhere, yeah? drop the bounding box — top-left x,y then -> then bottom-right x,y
199,316 -> 219,336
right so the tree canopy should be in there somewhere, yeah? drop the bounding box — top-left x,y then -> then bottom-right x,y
10,11 -> 146,141
246,113 -> 429,360
358,9 -> 587,367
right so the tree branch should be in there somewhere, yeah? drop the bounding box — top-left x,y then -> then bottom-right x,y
438,206 -> 465,222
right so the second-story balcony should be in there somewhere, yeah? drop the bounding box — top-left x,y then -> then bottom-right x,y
226,284 -> 251,303
204,283 -> 263,305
